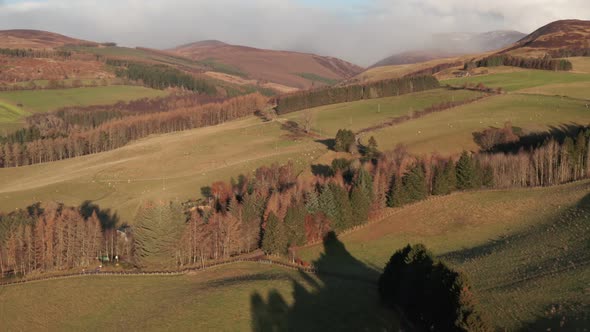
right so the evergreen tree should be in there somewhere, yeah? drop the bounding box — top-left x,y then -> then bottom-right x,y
432,163 -> 450,195
262,213 -> 288,255
444,158 -> 457,192
329,183 -> 353,232
134,201 -> 185,266
318,185 -> 338,224
387,175 -> 405,207
379,244 -> 490,332
354,167 -> 374,200
351,186 -> 371,226
305,190 -> 320,214
334,129 -> 356,153
456,151 -> 476,190
366,136 -> 379,159
402,163 -> 428,203
283,203 -> 307,246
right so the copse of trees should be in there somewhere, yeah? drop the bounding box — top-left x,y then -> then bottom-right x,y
0,93 -> 267,168
110,60 -> 217,95
0,202 -> 131,277
378,244 -> 490,331
475,55 -> 573,71
334,129 -> 356,153
274,75 -> 440,114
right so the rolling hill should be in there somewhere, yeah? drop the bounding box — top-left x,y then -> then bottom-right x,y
170,40 -> 363,90
371,30 -> 525,67
503,19 -> 590,56
0,29 -> 96,49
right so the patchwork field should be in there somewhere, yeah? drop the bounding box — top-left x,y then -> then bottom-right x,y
0,262 -> 398,331
0,117 -> 326,223
367,93 -> 590,154
298,180 -> 590,331
282,88 -> 484,136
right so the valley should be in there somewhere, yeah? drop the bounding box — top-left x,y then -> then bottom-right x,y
0,17 -> 589,332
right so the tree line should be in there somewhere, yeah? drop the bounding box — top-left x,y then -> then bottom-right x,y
1,128 -> 589,274
0,48 -> 72,59
273,76 -> 440,114
1,93 -> 224,146
0,93 -> 267,168
472,55 -> 573,71
0,203 -> 131,277
109,60 -> 217,95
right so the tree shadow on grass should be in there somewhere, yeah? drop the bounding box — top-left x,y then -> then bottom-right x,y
520,303 -> 589,332
310,164 -> 334,177
484,123 -> 587,153
250,232 -> 398,331
315,138 -> 335,151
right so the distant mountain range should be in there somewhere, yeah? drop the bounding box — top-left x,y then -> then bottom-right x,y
371,30 -> 526,68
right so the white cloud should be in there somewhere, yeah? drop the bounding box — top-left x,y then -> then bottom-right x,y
0,0 -> 588,65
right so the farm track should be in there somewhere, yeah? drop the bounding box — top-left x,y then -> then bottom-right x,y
0,252 -> 376,287
355,92 -> 495,137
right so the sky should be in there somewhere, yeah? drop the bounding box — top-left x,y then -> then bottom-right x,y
0,0 -> 588,66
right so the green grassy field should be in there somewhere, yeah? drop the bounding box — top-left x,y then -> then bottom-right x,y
282,88 -> 484,137
0,85 -> 167,114
519,81 -> 590,100
0,262 -> 398,331
443,68 -> 590,92
367,93 -> 590,154
298,181 -> 590,331
0,117 -> 327,223
0,85 -> 168,133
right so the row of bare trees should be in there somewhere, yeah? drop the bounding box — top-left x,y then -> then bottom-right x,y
0,93 -> 268,168
0,203 -> 131,277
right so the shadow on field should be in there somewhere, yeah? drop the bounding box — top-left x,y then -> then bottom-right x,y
482,123 -> 587,153
315,138 -> 335,151
521,303 -> 590,332
250,232 -> 398,331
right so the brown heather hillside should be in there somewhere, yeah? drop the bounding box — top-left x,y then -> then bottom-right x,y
0,29 -> 97,49
0,56 -> 112,83
503,19 -> 590,56
170,40 -> 363,89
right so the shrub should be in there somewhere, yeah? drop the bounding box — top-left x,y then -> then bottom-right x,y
379,244 -> 490,331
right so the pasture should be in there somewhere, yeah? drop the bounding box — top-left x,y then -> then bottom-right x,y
0,85 -> 168,114
367,93 -> 590,154
0,85 -> 167,133
0,262 -> 398,331
0,117 -> 326,223
282,88 -> 484,137
298,180 -> 590,331
518,81 -> 590,100
443,68 -> 590,92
